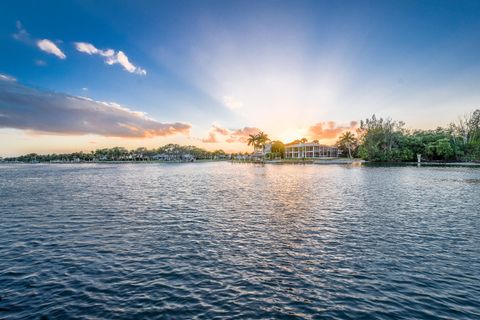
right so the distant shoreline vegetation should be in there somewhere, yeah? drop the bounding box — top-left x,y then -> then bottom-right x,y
1,145 -> 231,163
2,109 -> 479,164
341,109 -> 480,163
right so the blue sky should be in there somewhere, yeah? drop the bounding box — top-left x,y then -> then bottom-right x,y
1,0 -> 480,156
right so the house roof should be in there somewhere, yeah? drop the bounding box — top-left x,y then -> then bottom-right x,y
285,142 -> 336,148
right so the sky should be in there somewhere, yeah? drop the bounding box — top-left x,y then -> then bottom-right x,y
1,0 -> 480,156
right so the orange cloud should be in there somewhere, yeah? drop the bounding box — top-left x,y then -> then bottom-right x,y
212,124 -> 229,135
308,121 -> 358,140
201,125 -> 260,144
201,132 -> 218,143
227,127 -> 260,143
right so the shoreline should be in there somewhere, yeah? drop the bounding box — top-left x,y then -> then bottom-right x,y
2,159 -> 480,167
0,159 -> 228,164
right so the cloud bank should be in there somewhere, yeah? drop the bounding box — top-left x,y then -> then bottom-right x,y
0,76 -> 189,138
74,42 -> 146,75
308,121 -> 358,139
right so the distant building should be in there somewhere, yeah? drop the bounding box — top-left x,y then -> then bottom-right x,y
152,153 -> 195,162
263,143 -> 272,154
250,143 -> 272,158
285,141 -> 340,158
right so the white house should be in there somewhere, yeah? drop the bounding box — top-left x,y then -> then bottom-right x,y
285,141 -> 340,158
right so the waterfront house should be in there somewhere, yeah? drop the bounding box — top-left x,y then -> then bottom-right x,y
285,141 -> 340,158
250,142 -> 272,159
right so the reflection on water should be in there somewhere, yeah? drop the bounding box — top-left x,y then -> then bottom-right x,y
0,162 -> 479,319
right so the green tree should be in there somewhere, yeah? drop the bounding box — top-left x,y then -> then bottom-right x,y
427,138 -> 454,160
270,140 -> 285,158
357,115 -> 406,161
436,138 -> 454,159
336,131 -> 357,159
256,132 -> 270,153
247,134 -> 258,151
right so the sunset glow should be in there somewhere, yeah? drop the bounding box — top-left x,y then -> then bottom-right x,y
2,2 -> 480,318
1,1 -> 480,156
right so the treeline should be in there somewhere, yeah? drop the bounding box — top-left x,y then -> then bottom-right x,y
4,110 -> 480,163
336,109 -> 480,162
4,144 -> 229,162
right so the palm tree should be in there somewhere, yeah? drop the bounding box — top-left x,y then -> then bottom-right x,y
337,131 -> 357,159
247,134 -> 258,152
256,132 -> 270,154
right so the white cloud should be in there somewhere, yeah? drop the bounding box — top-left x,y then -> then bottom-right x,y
37,39 -> 66,59
115,51 -> 146,75
13,21 -> 66,60
222,95 -> 243,110
13,21 -> 30,42
74,42 -> 100,55
74,42 -> 146,75
0,74 -> 16,82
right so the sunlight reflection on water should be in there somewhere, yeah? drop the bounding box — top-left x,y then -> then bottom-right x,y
0,162 -> 479,319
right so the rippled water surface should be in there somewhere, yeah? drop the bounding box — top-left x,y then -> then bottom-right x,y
1,162 -> 480,319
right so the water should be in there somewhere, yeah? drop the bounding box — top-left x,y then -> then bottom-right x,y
1,162 -> 479,319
